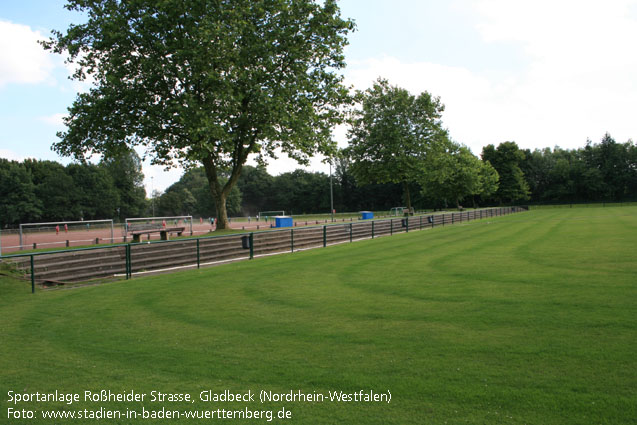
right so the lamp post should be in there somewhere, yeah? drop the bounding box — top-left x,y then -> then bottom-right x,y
329,161 -> 334,222
151,176 -> 155,217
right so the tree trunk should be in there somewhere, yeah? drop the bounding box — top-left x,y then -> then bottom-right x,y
202,155 -> 230,230
213,191 -> 229,230
403,181 -> 412,213
202,150 -> 248,231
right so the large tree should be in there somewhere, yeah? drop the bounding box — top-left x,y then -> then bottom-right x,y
99,149 -> 147,218
67,163 -> 119,219
481,142 -> 530,204
586,133 -> 636,201
346,79 -> 447,212
44,0 -> 354,229
236,166 -> 274,216
421,142 -> 499,208
272,169 -> 330,214
24,160 -> 79,221
0,159 -> 42,226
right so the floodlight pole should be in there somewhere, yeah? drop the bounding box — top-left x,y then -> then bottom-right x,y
329,161 -> 334,222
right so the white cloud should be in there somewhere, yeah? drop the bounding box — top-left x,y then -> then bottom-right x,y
143,163 -> 185,195
469,0 -> 637,146
38,113 -> 66,127
0,149 -> 25,161
260,151 -> 333,176
344,56 -> 509,154
0,20 -> 56,88
343,0 -> 637,154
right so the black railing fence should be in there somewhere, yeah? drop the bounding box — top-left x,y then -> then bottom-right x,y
1,207 -> 528,292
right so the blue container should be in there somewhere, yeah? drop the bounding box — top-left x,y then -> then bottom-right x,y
274,216 -> 293,228
360,211 -> 374,220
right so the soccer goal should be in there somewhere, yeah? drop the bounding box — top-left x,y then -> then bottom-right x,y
389,207 -> 406,216
257,211 -> 285,222
19,219 -> 114,248
125,216 -> 193,235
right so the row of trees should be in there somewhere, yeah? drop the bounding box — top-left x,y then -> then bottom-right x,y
153,132 -> 636,218
475,135 -> 637,206
155,164 -> 406,218
2,131 -> 634,227
520,134 -> 637,204
0,151 -> 146,227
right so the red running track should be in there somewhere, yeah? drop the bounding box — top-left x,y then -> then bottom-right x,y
0,220 -> 276,254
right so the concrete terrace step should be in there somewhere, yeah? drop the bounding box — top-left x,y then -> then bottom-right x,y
12,219 -> 428,282
127,237 -> 244,259
14,247 -> 124,269
30,252 -> 123,274
35,255 -> 123,279
10,249 -> 124,279
130,241 -> 246,267
34,262 -> 126,282
130,249 -> 247,273
12,254 -> 125,283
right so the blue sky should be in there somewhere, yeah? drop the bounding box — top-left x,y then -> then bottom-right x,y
2,0 -> 637,193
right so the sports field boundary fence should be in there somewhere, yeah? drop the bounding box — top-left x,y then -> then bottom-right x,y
125,216 -> 193,236
19,219 -> 114,249
1,207 -> 528,293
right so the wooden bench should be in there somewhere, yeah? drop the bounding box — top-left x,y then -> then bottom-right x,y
130,226 -> 186,243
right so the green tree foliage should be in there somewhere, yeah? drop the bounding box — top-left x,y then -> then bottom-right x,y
157,189 -> 197,217
332,155 -> 356,211
519,147 -> 556,201
236,166 -> 274,216
0,157 -> 144,225
44,0 -> 354,230
3,133 -> 634,229
0,159 -> 42,227
520,134 -> 637,204
481,142 -> 530,203
24,159 -> 79,221
420,142 -> 499,208
157,168 -> 241,218
271,170 -> 330,215
584,133 -> 636,201
478,160 -> 500,201
67,163 -> 119,220
346,79 -> 447,211
330,155 -> 405,212
99,150 -> 147,218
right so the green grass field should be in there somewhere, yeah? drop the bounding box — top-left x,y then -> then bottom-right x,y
1,207 -> 635,424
